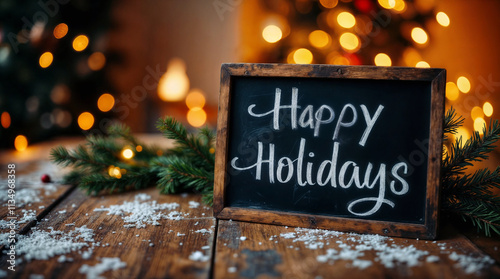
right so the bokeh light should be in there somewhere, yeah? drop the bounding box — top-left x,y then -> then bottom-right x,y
1,111 -> 11,129
122,148 -> 135,159
415,61 -> 430,68
483,102 -> 494,117
39,52 -> 53,68
339,32 -> 360,52
72,35 -> 89,52
378,0 -> 396,9
293,48 -> 313,64
411,27 -> 428,45
471,106 -> 484,120
88,52 -> 106,71
436,12 -> 450,27
78,112 -> 94,130
337,12 -> 356,28
374,53 -> 391,66
97,93 -> 115,112
185,89 -> 206,109
53,23 -> 68,39
445,82 -> 459,101
474,117 -> 487,135
262,25 -> 283,43
319,0 -> 338,8
309,30 -> 331,49
158,58 -> 190,102
14,135 -> 28,152
457,76 -> 471,93
187,107 -> 207,127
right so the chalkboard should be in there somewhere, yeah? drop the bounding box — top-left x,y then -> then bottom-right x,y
214,64 -> 446,240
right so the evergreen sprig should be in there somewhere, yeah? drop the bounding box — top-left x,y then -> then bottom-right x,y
441,107 -> 500,236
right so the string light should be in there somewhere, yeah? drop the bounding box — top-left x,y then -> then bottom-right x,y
308,30 -> 331,49
158,58 -> 190,102
415,61 -> 430,68
392,0 -> 406,12
339,32 -> 360,52
471,106 -> 484,120
378,0 -> 395,9
445,82 -> 459,101
337,12 -> 356,28
53,23 -> 68,39
14,135 -> 28,151
97,93 -> 115,112
374,53 -> 391,66
457,76 -> 471,93
1,111 -> 11,128
187,107 -> 207,127
136,145 -> 143,152
72,35 -> 89,52
122,147 -> 135,159
39,52 -> 53,68
411,27 -> 428,45
436,12 -> 450,27
78,112 -> 94,130
293,48 -> 313,64
483,102 -> 494,117
262,25 -> 282,43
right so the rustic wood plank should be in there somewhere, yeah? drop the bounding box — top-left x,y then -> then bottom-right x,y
214,220 -> 500,279
0,187 -> 216,279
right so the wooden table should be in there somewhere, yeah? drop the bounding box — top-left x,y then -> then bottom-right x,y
0,136 -> 499,279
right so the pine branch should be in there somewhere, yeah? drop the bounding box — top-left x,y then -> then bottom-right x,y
156,117 -> 215,169
443,107 -> 464,142
443,120 -> 500,177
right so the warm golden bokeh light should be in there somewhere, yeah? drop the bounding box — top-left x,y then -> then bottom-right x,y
88,52 -> 106,71
1,111 -> 11,129
185,89 -> 206,109
308,30 -> 331,48
402,47 -> 422,67
39,52 -> 53,68
158,58 -> 190,102
415,61 -> 430,68
436,12 -> 450,27
122,148 -> 135,159
97,93 -> 115,112
78,112 -> 94,130
374,53 -> 391,66
319,0 -> 338,8
457,76 -> 471,93
392,0 -> 406,12
411,27 -> 428,45
455,127 -> 470,147
53,23 -> 68,39
262,25 -> 283,43
136,145 -> 143,152
187,108 -> 207,127
445,82 -> 459,101
337,12 -> 356,28
72,35 -> 89,52
339,32 -> 360,52
293,48 -> 313,64
471,106 -> 484,120
474,117 -> 487,135
378,0 -> 396,9
14,135 -> 28,152
483,102 -> 494,117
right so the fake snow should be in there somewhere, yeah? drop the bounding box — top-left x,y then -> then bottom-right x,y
189,251 -> 210,262
93,194 -> 183,228
278,228 -> 494,274
13,226 -> 95,261
78,257 -> 126,279
189,201 -> 200,208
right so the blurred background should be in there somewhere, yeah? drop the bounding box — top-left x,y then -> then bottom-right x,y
0,0 -> 499,157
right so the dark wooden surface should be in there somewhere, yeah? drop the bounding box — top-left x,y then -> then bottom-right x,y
1,136 -> 499,278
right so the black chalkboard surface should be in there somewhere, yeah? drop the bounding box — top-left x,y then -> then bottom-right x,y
214,64 -> 446,240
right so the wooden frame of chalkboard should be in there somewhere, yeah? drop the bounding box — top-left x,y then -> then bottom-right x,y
214,63 -> 446,240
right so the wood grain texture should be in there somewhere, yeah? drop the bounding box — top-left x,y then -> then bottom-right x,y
214,220 -> 500,279
0,187 -> 216,279
214,63 -> 445,239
